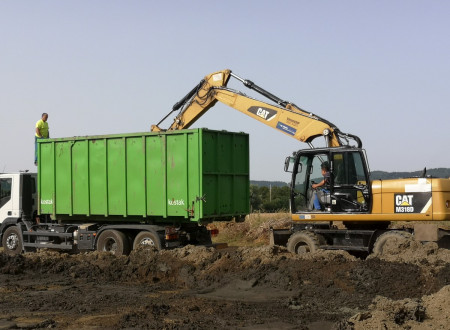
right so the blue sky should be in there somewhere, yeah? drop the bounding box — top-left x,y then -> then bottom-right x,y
1,1 -> 449,181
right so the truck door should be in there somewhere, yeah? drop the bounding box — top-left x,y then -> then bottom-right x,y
0,177 -> 13,222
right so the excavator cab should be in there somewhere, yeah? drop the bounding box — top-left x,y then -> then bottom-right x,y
286,147 -> 371,214
153,68 -> 371,215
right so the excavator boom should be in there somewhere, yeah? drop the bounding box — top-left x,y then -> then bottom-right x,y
152,69 -> 361,148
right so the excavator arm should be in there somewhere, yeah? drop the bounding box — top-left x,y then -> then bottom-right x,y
152,69 -> 361,148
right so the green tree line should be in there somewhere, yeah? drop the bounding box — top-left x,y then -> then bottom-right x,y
250,184 -> 290,212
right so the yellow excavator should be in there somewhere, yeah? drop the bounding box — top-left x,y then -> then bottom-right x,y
152,69 -> 450,254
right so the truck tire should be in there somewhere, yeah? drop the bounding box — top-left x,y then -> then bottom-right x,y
2,226 -> 23,256
97,230 -> 131,256
287,231 -> 322,254
133,231 -> 161,250
372,230 -> 412,255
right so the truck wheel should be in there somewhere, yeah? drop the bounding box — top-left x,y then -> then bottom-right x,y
287,231 -> 322,254
2,226 -> 23,256
97,230 -> 131,256
372,231 -> 412,255
133,231 -> 161,250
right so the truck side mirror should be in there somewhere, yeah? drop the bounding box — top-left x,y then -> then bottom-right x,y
284,156 -> 295,173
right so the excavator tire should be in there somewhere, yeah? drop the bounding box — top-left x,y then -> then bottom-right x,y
287,231 -> 323,254
97,229 -> 131,256
372,230 -> 412,255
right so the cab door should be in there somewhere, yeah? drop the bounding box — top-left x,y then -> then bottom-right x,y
0,176 -> 14,222
291,153 -> 330,213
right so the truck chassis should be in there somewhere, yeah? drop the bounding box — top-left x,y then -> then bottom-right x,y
1,219 -> 214,256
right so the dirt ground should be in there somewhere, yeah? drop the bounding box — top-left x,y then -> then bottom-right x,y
0,234 -> 450,329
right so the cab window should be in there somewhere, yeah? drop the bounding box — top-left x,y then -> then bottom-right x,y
333,152 -> 367,185
332,151 -> 369,211
0,178 -> 12,208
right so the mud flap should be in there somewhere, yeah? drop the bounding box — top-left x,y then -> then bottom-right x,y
269,228 -> 291,246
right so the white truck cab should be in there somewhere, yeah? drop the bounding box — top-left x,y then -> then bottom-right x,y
0,172 -> 37,235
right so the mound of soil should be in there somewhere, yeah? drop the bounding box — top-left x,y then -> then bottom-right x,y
0,239 -> 449,329
369,238 -> 450,269
339,285 -> 450,329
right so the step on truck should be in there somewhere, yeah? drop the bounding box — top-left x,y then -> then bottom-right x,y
0,128 -> 250,255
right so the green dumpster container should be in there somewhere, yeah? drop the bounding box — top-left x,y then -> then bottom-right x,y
37,128 -> 249,224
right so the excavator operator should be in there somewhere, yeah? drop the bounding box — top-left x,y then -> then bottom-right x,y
310,162 -> 331,211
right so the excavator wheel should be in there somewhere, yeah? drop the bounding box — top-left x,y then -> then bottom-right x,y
287,231 -> 323,254
372,230 -> 412,255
